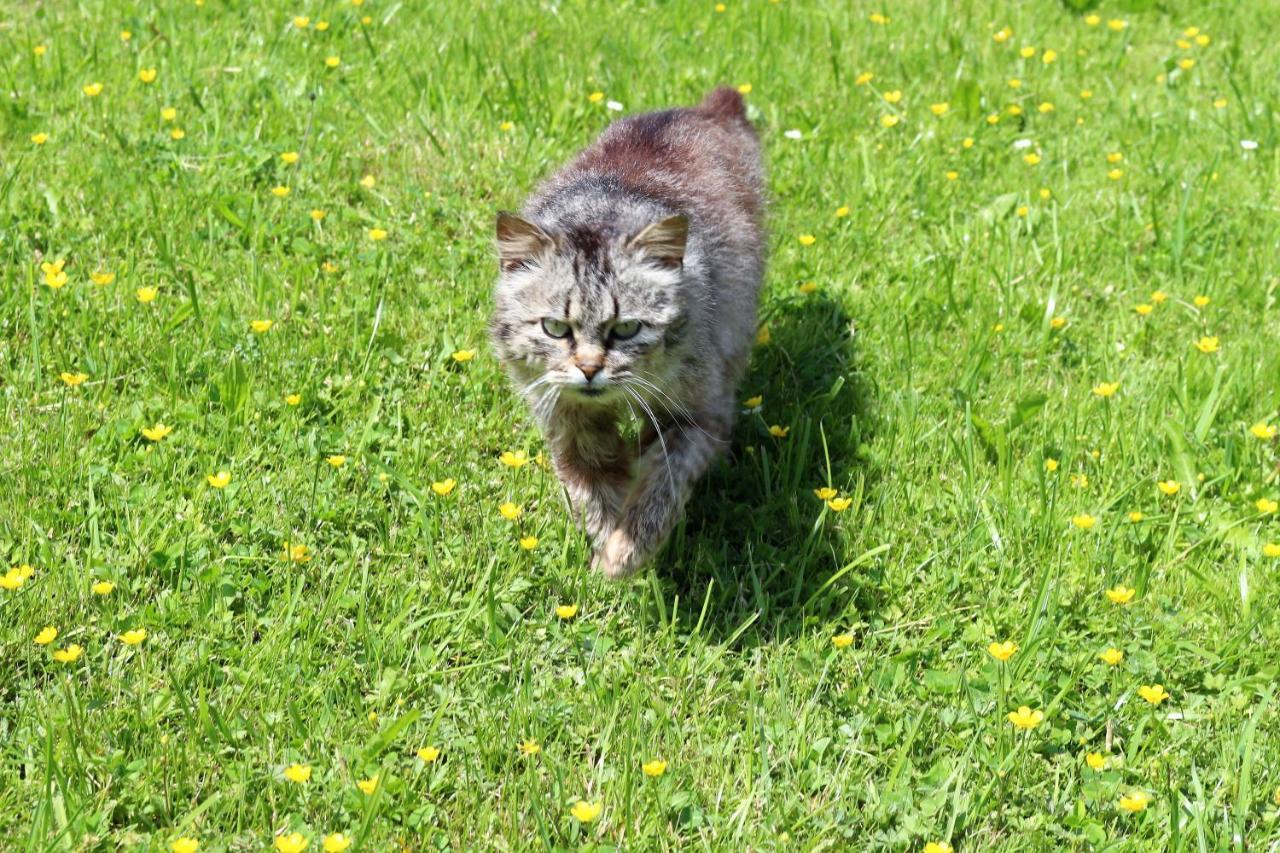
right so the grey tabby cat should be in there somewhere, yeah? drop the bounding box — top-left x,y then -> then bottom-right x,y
489,87 -> 765,579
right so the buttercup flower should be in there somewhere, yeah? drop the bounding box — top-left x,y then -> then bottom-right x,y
768,425 -> 790,438
170,128 -> 185,140
310,209 -> 326,221
1128,511 -> 1145,523
284,763 -> 312,783
518,738 -> 541,756
1135,303 -> 1153,316
322,835 -> 351,853
1249,422 -> 1276,439
31,132 -> 49,145
207,471 -> 232,489
356,776 -> 378,795
826,497 -> 852,512
797,234 -> 816,246
1193,336 -> 1220,354
1138,684 -> 1170,705
274,833 -> 308,853
142,423 -> 173,442
1071,514 -> 1097,530
60,372 -> 89,387
171,839 -> 199,853
452,349 -> 475,362
519,536 -> 539,551
368,228 -> 388,241
1085,752 -> 1106,770
814,487 -> 838,500
138,68 -> 158,83
1119,790 -> 1151,813
1257,498 -> 1278,514
281,151 -> 300,164
35,626 -> 58,645
120,628 -> 147,646
284,543 -> 311,564
1044,458 -> 1059,472
324,56 -> 340,68
91,271 -> 115,285
92,580 -> 115,595
1263,543 -> 1280,558
499,450 -> 529,468
136,286 -> 159,304
987,640 -> 1018,662
326,455 -> 346,468
431,479 -> 456,496
555,604 -> 579,620
1093,381 -> 1120,397
1099,648 -> 1124,665
83,82 -> 104,97
285,393 -> 302,406
162,107 -> 178,121
743,395 -> 763,408
923,844 -> 953,853
642,759 -> 667,777
251,319 -> 274,333
1007,706 -> 1044,730
1157,480 -> 1180,496
417,745 -> 441,762
271,186 -> 290,198
570,800 -> 602,823
53,644 -> 84,663
1106,585 -> 1136,605
832,633 -> 853,648
835,205 -> 850,217
499,502 -> 522,520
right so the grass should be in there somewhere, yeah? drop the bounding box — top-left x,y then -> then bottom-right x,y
3,0 -> 1280,848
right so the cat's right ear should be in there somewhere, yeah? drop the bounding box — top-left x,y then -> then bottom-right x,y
496,213 -> 554,274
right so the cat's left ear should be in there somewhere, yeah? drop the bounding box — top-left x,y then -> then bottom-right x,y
627,214 -> 688,268
496,212 -> 554,273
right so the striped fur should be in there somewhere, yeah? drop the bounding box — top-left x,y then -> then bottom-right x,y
490,87 -> 765,578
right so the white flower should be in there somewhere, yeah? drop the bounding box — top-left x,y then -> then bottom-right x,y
1240,139 -> 1259,150
783,129 -> 802,140
1013,138 -> 1034,150
606,100 -> 623,112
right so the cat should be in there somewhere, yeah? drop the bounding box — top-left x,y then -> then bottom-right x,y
489,87 -> 765,579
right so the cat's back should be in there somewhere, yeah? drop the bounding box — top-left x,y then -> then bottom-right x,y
530,88 -> 764,242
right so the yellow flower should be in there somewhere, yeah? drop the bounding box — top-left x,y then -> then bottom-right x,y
854,72 -> 874,86
136,286 -> 159,304
880,115 -> 900,128
356,776 -> 378,795
0,569 -> 27,591
1038,102 -> 1054,114
736,83 -> 752,95
1007,79 -> 1021,89
53,644 -> 84,663
294,15 -> 311,27
310,209 -> 326,221
322,835 -> 351,853
1099,647 -> 1124,666
35,626 -> 58,645
1214,97 -> 1228,109
322,261 -> 338,273
1189,295 -> 1210,309
170,128 -> 186,140
814,487 -> 838,500
1122,511 -> 1143,525
642,759 -> 668,777
993,26 -> 1012,43
359,174 -> 377,189
161,106 -> 178,121
555,604 -> 579,620
31,132 -> 49,145
1080,89 -> 1094,99
1157,480 -> 1180,496
1119,791 -> 1151,813
1178,58 -> 1195,70
138,68 -> 158,83
962,137 -> 974,148
274,833 -> 308,853
1044,458 -> 1059,472
1193,336 -> 1220,354
1085,752 -> 1106,770
797,234 -> 816,247
90,271 -> 115,285
1138,684 -> 1171,705
519,536 -> 539,551
1050,316 -> 1067,330
34,44 -> 48,55
207,471 -> 232,489
1042,48 -> 1057,64
826,497 -> 852,512
368,228 -> 388,241
831,633 -> 853,649
284,763 -> 312,783
417,745 -> 441,762
881,90 -> 903,105
431,479 -> 456,496
1092,381 -> 1120,398
1256,498 -> 1278,514
768,425 -> 790,438
60,372 -> 89,387
499,502 -> 522,521
1007,706 -> 1044,730
250,319 -> 274,333
798,281 -> 818,295
499,450 -> 529,468
868,12 -> 889,24
83,82 -> 104,97
284,542 -> 311,564
1135,303 -> 1153,316
518,738 -> 542,757
324,56 -> 340,68
285,393 -> 302,406
447,348 -> 476,363
1263,543 -> 1280,558
1039,188 -> 1052,200
987,640 -> 1018,662
1071,473 -> 1089,489
41,259 -> 68,289
1105,585 -> 1136,605
92,580 -> 115,595
944,171 -> 959,182
835,205 -> 850,217
743,395 -> 763,409
326,455 -> 346,468
1196,34 -> 1211,46
1071,514 -> 1097,530
171,839 -> 199,853
271,186 -> 290,198
1107,169 -> 1124,180
570,800 -> 602,823
1151,290 -> 1168,304
120,628 -> 147,646
1107,19 -> 1128,31
142,423 -> 173,442
1019,46 -> 1036,58
924,844 -> 953,853
756,325 -> 771,345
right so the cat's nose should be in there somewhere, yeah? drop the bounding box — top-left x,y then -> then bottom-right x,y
577,361 -> 602,382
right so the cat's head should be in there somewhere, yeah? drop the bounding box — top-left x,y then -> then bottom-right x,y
489,212 -> 689,407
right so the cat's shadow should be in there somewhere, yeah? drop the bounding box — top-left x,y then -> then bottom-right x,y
645,292 -> 883,646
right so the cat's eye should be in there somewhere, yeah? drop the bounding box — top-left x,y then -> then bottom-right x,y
610,320 -> 642,341
541,318 -> 572,339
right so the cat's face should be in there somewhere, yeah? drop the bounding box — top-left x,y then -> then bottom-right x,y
490,214 -> 688,410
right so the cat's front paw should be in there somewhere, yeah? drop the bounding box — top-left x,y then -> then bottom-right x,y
598,528 -> 644,580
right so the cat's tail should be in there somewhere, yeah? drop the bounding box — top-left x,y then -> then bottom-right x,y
697,86 -> 751,127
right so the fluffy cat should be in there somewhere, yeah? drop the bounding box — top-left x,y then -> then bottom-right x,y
489,87 -> 765,579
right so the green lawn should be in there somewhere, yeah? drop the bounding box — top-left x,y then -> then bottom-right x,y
4,0 -> 1280,849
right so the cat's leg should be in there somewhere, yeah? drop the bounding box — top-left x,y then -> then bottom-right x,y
599,411 -> 729,579
547,410 -> 633,550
